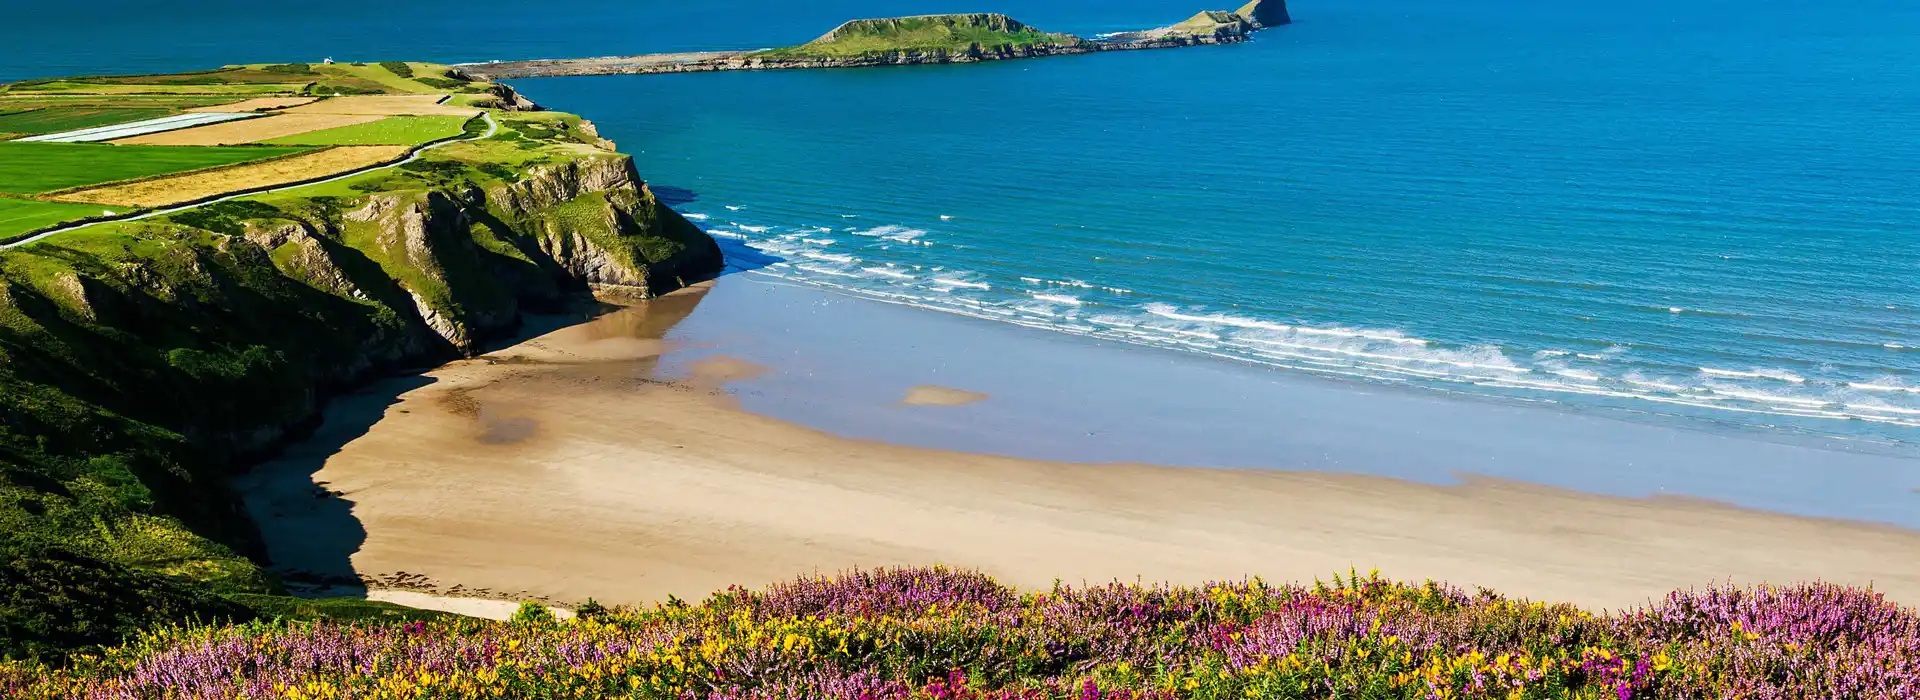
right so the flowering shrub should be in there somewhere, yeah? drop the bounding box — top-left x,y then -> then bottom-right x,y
3,567 -> 1914,699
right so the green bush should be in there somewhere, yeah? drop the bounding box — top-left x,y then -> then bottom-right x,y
509,602 -> 554,626
0,536 -> 254,662
377,61 -> 414,79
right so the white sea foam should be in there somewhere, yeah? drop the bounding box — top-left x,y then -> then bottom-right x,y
708,230 -> 751,240
801,252 -> 855,263
1852,382 -> 1920,394
1142,304 -> 1428,345
726,205 -> 744,211
930,277 -> 990,290
722,216 -> 1918,436
1700,367 -> 1807,383
683,212 -> 710,221
940,215 -> 955,220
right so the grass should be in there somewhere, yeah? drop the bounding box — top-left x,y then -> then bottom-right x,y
760,14 -> 1078,58
262,115 -> 472,145
4,567 -> 1916,698
0,198 -> 125,240
3,81 -> 307,96
0,142 -> 309,194
0,107 -> 175,136
0,86 -> 714,668
50,146 -> 409,207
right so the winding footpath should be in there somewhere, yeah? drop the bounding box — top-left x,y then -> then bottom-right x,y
2,112 -> 499,250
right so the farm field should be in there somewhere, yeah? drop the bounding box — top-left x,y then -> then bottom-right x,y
3,81 -> 309,96
0,142 -> 308,194
0,107 -> 175,137
282,94 -> 476,116
263,115 -> 472,145
186,97 -> 318,112
19,112 -> 259,143
50,145 -> 409,206
0,197 -> 125,240
113,113 -> 379,145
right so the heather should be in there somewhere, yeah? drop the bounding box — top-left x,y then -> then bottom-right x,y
4,567 -> 1916,699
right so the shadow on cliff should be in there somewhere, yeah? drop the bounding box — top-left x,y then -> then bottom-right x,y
650,184 -> 700,207
240,292 -> 714,600
238,375 -> 434,594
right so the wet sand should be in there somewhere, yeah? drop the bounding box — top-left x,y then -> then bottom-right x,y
241,283 -> 1920,611
902,385 -> 991,407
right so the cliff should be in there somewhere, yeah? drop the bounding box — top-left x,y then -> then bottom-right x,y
0,109 -> 721,657
1237,0 -> 1293,28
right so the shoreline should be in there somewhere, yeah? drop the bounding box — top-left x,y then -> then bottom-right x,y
241,277 -> 1920,612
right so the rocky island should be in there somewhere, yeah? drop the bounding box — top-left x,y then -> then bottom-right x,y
459,0 -> 1291,80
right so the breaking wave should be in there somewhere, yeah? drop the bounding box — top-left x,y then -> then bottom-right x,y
683,209 -> 1920,438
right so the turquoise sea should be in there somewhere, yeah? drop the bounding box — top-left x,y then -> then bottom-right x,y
7,0 -> 1919,451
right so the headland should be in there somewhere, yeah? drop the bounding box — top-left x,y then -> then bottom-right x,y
458,1 -> 1291,80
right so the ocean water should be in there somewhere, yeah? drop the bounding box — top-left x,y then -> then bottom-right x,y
6,0 -> 1919,450
515,0 -> 1920,450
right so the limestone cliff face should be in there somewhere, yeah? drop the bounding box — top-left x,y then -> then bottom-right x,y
257,154 -> 727,353
1236,0 -> 1292,28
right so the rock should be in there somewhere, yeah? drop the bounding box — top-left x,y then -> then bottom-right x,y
1236,0 -> 1292,28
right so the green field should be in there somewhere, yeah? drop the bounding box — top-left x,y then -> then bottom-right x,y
1,81 -> 307,96
0,107 -> 175,136
263,115 -> 473,145
0,197 -> 126,239
0,142 -> 309,194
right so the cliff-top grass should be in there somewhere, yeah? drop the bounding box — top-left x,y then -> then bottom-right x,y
0,198 -> 124,240
50,145 -> 410,207
0,142 -> 309,194
758,14 -> 1081,58
262,114 -> 476,146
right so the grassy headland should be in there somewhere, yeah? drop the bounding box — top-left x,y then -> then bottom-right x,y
0,65 -> 722,660
757,13 -> 1086,59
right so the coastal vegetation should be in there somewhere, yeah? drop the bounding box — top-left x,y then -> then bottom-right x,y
3,566 -> 1914,698
757,14 -> 1084,59
0,198 -> 124,239
262,115 -> 477,146
460,1 -> 1292,81
0,64 -> 723,662
0,142 -> 308,194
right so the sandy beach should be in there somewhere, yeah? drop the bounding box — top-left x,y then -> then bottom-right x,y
238,282 -> 1920,613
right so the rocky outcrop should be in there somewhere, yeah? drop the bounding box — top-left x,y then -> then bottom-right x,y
460,4 -> 1292,80
1236,0 -> 1292,29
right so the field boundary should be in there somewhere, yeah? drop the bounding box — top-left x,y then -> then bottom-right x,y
27,146 -> 332,199
2,113 -> 497,248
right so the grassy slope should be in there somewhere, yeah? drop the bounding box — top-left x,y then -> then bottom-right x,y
0,142 -> 309,194
262,115 -> 473,146
0,199 -> 124,240
760,14 -> 1080,58
0,76 -> 714,661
